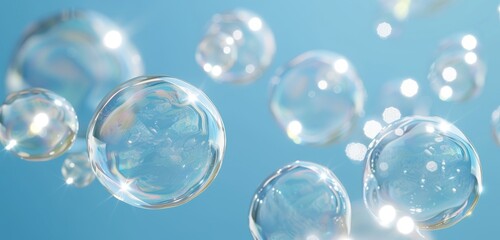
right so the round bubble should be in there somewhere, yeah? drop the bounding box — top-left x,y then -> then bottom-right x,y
6,10 -> 144,136
196,9 -> 275,84
380,0 -> 452,20
0,88 -> 78,160
350,202 -> 432,240
249,161 -> 351,240
363,116 -> 482,230
87,76 -> 225,209
270,50 -> 366,145
62,152 -> 95,188
492,106 -> 500,146
428,34 -> 485,102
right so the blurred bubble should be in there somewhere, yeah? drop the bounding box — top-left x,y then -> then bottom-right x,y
0,88 -> 78,160
364,120 -> 383,139
350,202 -> 432,240
6,10 -> 144,136
270,50 -> 366,145
249,161 -> 351,240
364,116 -> 482,230
379,0 -> 452,21
345,142 -> 368,161
87,76 -> 225,209
376,21 -> 393,39
62,152 -> 95,188
492,106 -> 500,145
383,107 -> 402,124
429,34 -> 486,102
196,9 -> 275,84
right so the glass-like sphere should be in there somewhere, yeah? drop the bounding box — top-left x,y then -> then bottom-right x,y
270,50 -> 366,145
249,161 -> 351,240
196,9 -> 275,84
6,10 -> 144,135
0,88 -> 78,160
364,116 -> 482,230
62,152 -> 95,188
87,76 -> 225,209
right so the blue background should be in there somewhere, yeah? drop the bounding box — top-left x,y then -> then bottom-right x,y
0,0 -> 498,239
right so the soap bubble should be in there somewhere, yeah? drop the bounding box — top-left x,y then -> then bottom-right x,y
6,10 -> 144,136
350,202 -> 432,240
62,152 -> 95,188
380,0 -> 452,21
270,50 -> 366,145
0,88 -> 78,160
196,9 -> 275,84
492,106 -> 500,145
249,161 -> 351,240
87,76 -> 225,209
364,116 -> 482,230
429,34 -> 486,102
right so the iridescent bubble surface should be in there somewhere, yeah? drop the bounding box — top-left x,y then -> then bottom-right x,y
492,106 -> 500,145
380,0 -> 452,20
6,10 -> 144,135
249,161 -> 351,240
429,34 -> 486,102
62,152 -> 95,188
270,50 -> 366,145
196,9 -> 275,84
87,76 -> 225,209
363,116 -> 482,230
0,88 -> 78,160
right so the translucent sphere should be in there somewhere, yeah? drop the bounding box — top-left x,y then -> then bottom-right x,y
196,9 -> 275,84
428,50 -> 485,102
492,106 -> 500,145
0,88 -> 78,160
350,202 -> 432,240
249,161 -> 351,240
6,10 -> 144,136
270,51 -> 366,145
87,76 -> 225,209
380,0 -> 451,20
364,116 -> 482,230
62,152 -> 95,188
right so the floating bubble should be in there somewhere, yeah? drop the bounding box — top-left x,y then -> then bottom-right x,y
196,9 -> 275,84
429,34 -> 486,102
270,51 -> 366,145
363,116 -> 482,230
62,152 -> 95,188
0,88 -> 78,160
6,10 -> 144,136
249,161 -> 351,240
379,0 -> 452,21
345,142 -> 368,162
376,21 -> 393,39
87,76 -> 225,209
350,202 -> 432,240
492,106 -> 500,145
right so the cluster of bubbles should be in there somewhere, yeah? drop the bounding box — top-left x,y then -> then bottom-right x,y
0,2 -> 490,239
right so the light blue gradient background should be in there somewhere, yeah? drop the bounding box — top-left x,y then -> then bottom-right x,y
0,0 -> 497,239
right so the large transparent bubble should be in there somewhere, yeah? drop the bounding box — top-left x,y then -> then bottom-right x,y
62,152 -> 95,188
363,116 -> 482,230
87,76 -> 225,209
269,50 -> 366,145
249,161 -> 351,240
428,34 -> 486,102
196,9 -> 275,84
0,88 -> 78,160
6,10 -> 144,135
